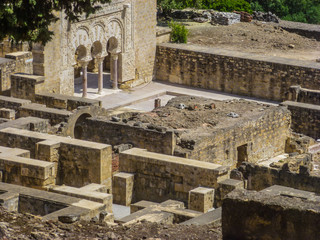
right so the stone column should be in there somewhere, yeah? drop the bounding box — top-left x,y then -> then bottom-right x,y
96,57 -> 105,94
112,54 -> 119,90
80,61 -> 90,98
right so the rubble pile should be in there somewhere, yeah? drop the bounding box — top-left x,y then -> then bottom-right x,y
234,11 -> 253,22
252,11 -> 280,23
211,12 -> 241,25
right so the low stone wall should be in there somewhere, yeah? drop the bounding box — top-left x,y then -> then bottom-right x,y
287,86 -> 320,105
177,106 -> 290,167
222,187 -> 320,240
0,146 -> 55,188
0,95 -> 31,111
19,103 -> 71,125
156,43 -> 320,102
11,74 -> 44,102
239,162 -> 320,193
35,93 -> 101,111
0,127 -> 112,190
281,101 -> 320,139
0,52 -> 32,93
119,148 -> 229,205
82,118 -> 175,155
0,40 -> 28,58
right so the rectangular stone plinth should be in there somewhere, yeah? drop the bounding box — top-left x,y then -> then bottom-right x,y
113,172 -> 134,206
189,187 -> 215,213
215,179 -> 244,207
0,108 -> 15,120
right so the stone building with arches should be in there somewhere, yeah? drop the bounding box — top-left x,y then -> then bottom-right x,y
32,0 -> 156,96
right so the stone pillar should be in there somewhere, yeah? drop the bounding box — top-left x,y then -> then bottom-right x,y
112,54 -> 119,90
188,187 -> 215,213
97,57 -> 105,94
80,61 -> 90,98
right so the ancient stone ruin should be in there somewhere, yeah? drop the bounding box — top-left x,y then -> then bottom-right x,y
1,1 -> 320,239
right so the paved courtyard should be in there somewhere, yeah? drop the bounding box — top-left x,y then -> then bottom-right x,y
74,72 -> 279,111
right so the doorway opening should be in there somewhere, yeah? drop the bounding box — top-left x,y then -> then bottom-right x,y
237,144 -> 248,167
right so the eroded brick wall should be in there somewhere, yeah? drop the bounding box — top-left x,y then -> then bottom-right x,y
186,107 -> 291,167
82,117 -> 175,155
0,52 -> 32,93
156,43 -> 320,102
282,101 -> 320,140
119,148 -> 229,205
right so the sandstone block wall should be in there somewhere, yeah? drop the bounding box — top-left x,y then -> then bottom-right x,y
35,93 -> 101,111
156,43 -> 320,102
0,39 -> 28,58
11,74 -> 44,102
281,101 -> 320,139
0,146 -> 55,189
239,162 -> 320,193
222,188 -> 320,240
82,118 -> 175,155
186,107 -> 291,167
119,148 -> 229,205
0,127 -> 112,190
287,86 -> 320,105
0,52 -> 33,93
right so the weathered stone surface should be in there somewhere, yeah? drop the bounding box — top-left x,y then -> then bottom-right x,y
239,162 -> 320,193
188,187 -> 215,213
0,127 -> 112,190
119,148 -> 229,205
156,43 -> 320,102
113,172 -> 134,206
211,12 -> 240,25
222,187 -> 320,240
0,52 -> 32,93
282,101 -> 320,139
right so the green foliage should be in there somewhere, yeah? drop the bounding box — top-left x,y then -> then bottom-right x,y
0,0 -> 111,44
159,0 -> 183,15
248,0 -> 320,24
168,21 -> 189,43
202,0 -> 252,13
158,0 -> 253,13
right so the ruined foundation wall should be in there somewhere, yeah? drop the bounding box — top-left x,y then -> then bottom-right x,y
240,163 -> 320,193
0,52 -> 33,93
185,108 -> 290,166
156,44 -> 320,102
0,128 -> 112,189
282,101 -> 320,139
0,39 -> 29,58
82,118 -> 175,155
222,189 -> 320,240
119,148 -> 229,205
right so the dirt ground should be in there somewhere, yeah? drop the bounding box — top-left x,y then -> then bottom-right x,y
132,96 -> 274,132
182,21 -> 320,61
0,207 -> 221,240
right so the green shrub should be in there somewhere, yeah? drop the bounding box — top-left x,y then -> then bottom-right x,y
158,0 -> 253,13
169,21 -> 189,43
159,0 -> 183,15
203,0 -> 252,13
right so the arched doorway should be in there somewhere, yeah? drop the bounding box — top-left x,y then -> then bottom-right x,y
74,113 -> 92,139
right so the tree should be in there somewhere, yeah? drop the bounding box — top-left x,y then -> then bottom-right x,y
0,0 -> 111,45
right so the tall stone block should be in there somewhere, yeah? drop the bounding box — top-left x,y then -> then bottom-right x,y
112,172 -> 134,206
188,187 -> 215,213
